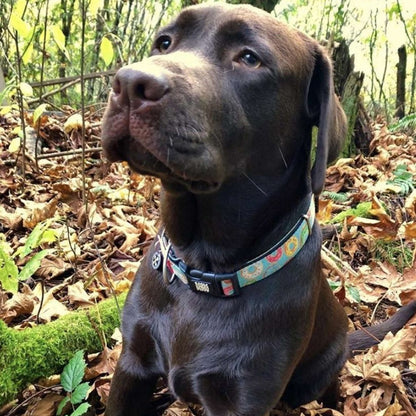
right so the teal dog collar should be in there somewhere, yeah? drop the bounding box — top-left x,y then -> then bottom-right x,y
153,196 -> 315,297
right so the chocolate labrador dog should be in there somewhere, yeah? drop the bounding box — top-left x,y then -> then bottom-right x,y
101,4 -> 416,415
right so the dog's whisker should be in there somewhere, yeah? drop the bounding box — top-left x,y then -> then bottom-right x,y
243,173 -> 268,196
211,131 -> 224,151
278,145 -> 288,169
189,125 -> 204,143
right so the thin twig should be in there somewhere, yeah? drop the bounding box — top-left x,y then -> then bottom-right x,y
321,245 -> 359,277
3,147 -> 102,165
29,70 -> 116,89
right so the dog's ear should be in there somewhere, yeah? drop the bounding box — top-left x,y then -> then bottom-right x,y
305,45 -> 347,196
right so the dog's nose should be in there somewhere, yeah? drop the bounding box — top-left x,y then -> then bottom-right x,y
112,66 -> 170,106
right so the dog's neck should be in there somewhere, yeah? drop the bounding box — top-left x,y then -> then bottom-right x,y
160,174 -> 311,273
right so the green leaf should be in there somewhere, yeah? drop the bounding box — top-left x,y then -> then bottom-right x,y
70,382 -> 90,405
8,137 -> 21,153
57,396 -> 70,416
52,25 -> 69,59
347,285 -> 361,303
33,103 -> 48,125
18,249 -> 52,281
20,219 -> 53,258
9,12 -> 31,38
22,40 -> 34,65
330,202 -> 373,224
19,82 -> 33,97
0,246 -> 19,293
40,229 -> 58,244
61,350 -> 86,393
70,402 -> 90,416
89,0 -> 101,16
321,191 -> 349,203
100,36 -> 114,66
0,106 -> 14,116
327,279 -> 341,291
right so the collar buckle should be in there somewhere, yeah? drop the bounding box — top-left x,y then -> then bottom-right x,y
187,269 -> 240,297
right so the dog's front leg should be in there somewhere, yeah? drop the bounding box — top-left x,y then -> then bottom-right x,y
105,328 -> 161,416
105,363 -> 158,416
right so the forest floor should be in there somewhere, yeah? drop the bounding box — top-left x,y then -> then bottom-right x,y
0,108 -> 415,416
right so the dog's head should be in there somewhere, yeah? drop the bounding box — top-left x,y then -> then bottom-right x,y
102,3 -> 346,196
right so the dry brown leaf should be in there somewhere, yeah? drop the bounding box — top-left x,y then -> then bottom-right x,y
163,401 -> 194,416
32,283 -> 68,322
404,190 -> 416,220
118,259 -> 142,281
0,205 -> 25,230
370,328 -> 416,368
22,393 -> 62,416
343,390 -> 402,416
298,401 -> 344,416
317,199 -> 334,223
0,284 -> 36,323
85,346 -> 122,380
35,256 -> 72,280
111,218 -> 142,253
68,281 -> 94,306
358,262 -> 416,305
93,375 -> 112,406
343,327 -> 416,413
22,197 -> 59,229
400,221 -> 416,240
373,400 -> 403,416
395,388 -> 416,416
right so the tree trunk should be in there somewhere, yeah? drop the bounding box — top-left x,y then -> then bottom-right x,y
340,71 -> 365,156
332,39 -> 352,97
332,40 -> 372,156
395,45 -> 406,119
58,0 -> 76,102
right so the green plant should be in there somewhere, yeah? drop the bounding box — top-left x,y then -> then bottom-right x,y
0,218 -> 56,293
57,350 -> 90,416
387,164 -> 415,196
321,191 -> 350,203
328,279 -> 361,303
374,239 -> 413,272
330,201 -> 373,224
390,113 -> 416,133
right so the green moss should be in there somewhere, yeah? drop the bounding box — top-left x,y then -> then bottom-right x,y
0,293 -> 126,406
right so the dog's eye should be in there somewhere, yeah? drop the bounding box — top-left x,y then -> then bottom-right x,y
156,36 -> 172,53
239,51 -> 261,68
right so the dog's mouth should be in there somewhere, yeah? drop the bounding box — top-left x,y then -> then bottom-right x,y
104,135 -> 220,193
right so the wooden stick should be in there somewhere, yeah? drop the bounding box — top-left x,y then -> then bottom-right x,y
3,147 -> 103,166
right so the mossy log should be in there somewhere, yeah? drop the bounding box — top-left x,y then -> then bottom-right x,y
0,293 -> 126,407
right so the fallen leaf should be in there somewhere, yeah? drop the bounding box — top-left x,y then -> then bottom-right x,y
23,393 -> 62,416
68,281 -> 94,306
32,282 -> 68,322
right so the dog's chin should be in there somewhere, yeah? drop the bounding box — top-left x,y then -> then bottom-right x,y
140,164 -> 221,195
104,136 -> 221,194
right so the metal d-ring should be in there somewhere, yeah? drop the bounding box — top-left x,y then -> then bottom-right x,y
162,241 -> 177,284
157,230 -> 177,285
